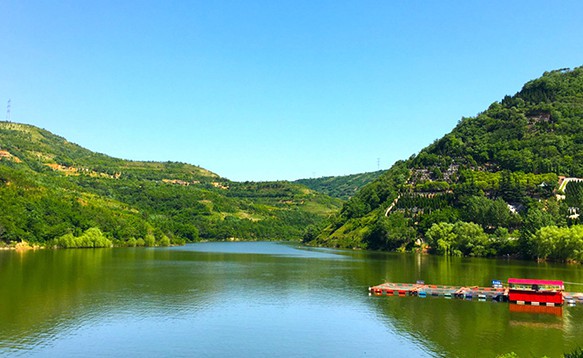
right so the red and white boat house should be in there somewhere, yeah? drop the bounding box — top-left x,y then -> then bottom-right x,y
507,278 -> 564,306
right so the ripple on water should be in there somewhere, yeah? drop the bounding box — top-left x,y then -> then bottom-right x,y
2,242 -> 583,357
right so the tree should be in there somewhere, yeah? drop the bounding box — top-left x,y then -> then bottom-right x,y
302,224 -> 321,243
144,234 -> 156,247
498,171 -> 525,203
519,206 -> 557,258
452,222 -> 489,256
384,212 -> 417,250
529,225 -> 583,262
426,222 -> 455,255
341,197 -> 367,219
158,235 -> 171,247
461,196 -> 513,231
426,221 -> 491,257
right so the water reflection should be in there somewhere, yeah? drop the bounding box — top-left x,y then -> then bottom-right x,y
170,241 -> 348,260
0,243 -> 582,357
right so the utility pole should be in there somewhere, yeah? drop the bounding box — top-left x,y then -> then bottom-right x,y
6,99 -> 10,122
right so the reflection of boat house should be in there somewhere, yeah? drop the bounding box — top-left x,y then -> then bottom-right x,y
508,278 -> 564,306
509,303 -> 563,316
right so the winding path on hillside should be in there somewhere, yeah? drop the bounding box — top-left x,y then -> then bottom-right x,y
559,177 -> 583,192
384,195 -> 401,216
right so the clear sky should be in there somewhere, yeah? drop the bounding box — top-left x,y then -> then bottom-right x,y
1,1 -> 582,181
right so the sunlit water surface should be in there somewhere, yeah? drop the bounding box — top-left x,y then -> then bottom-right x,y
1,242 -> 582,357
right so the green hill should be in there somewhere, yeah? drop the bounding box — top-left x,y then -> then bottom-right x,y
310,66 -> 583,262
294,171 -> 384,200
0,122 -> 341,246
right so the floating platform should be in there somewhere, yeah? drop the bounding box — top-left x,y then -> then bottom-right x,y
564,292 -> 583,305
370,282 -> 506,301
369,282 -> 583,306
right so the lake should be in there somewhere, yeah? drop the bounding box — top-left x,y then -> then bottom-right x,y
1,242 -> 582,357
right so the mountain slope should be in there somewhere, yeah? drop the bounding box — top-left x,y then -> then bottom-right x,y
0,122 -> 341,245
310,66 -> 583,261
294,170 -> 384,200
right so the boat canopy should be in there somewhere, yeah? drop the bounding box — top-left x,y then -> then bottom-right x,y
508,278 -> 564,287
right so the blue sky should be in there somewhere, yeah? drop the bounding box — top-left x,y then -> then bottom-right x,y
1,1 -> 582,181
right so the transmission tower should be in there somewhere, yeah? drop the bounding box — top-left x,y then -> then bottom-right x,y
377,158 -> 380,170
6,99 -> 10,122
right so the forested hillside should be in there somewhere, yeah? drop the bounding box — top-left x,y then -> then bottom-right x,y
309,66 -> 583,262
294,170 -> 384,200
0,122 -> 341,247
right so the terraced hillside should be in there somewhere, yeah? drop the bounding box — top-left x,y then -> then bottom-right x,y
310,67 -> 583,262
0,122 -> 341,245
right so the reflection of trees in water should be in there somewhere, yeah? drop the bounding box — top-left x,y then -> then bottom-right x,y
0,249 -> 111,351
363,253 -> 583,358
0,244 -> 352,352
1,244 -> 583,357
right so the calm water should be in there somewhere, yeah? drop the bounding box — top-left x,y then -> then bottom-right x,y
1,242 -> 583,357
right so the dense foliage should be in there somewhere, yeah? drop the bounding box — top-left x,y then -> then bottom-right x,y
294,170 -> 384,200
309,66 -> 583,262
0,122 -> 341,246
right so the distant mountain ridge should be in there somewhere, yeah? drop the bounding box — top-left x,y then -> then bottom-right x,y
294,170 -> 384,200
310,66 -> 583,262
0,122 -> 341,246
